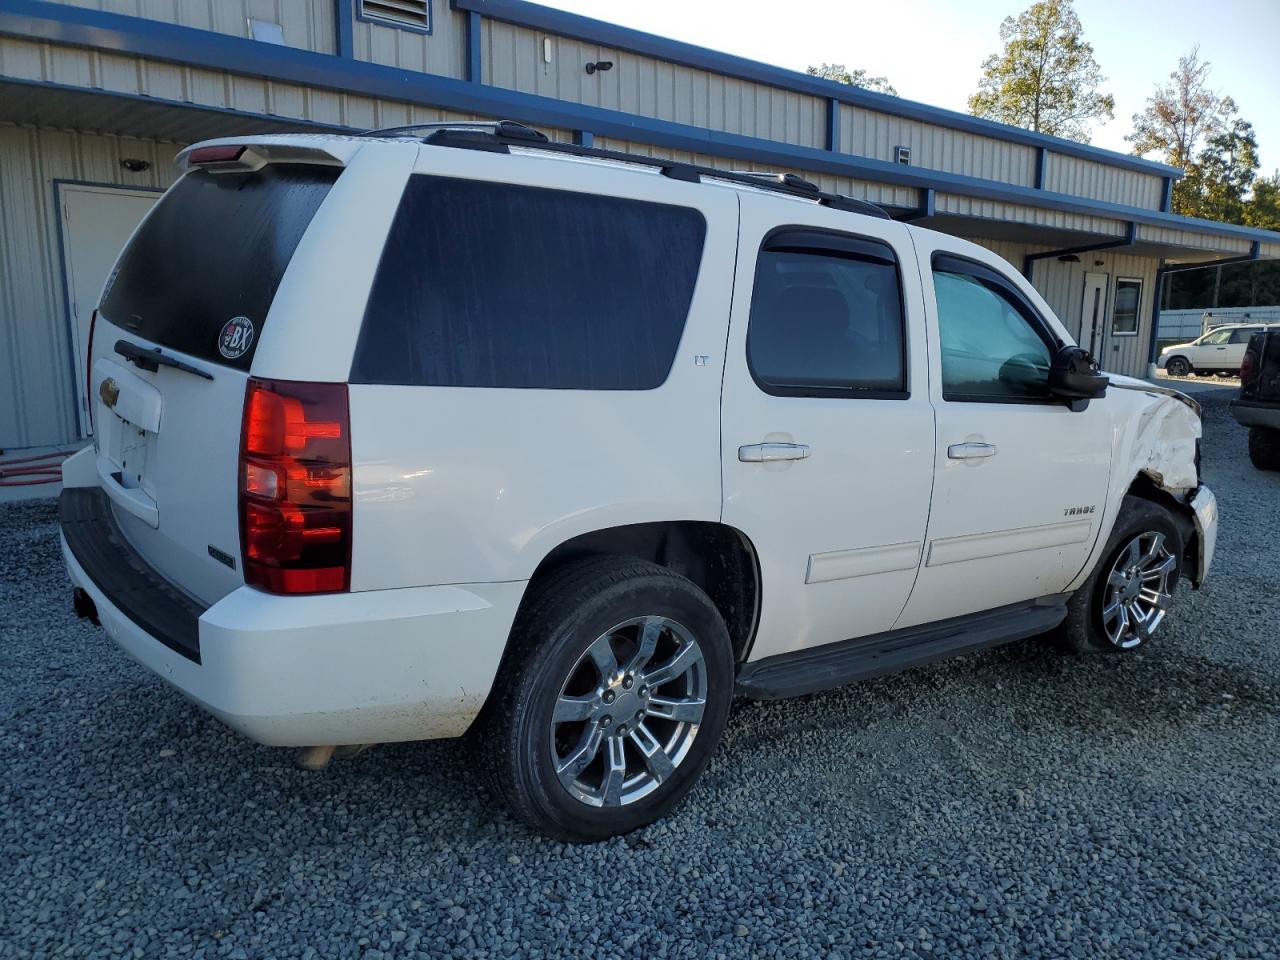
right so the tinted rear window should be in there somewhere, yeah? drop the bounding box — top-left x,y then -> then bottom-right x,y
350,176 -> 706,389
100,164 -> 339,369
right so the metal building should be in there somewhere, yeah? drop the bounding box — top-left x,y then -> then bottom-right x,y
2,0 -> 1279,448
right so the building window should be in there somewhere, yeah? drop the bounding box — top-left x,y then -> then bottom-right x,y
359,0 -> 432,34
1112,277 -> 1142,336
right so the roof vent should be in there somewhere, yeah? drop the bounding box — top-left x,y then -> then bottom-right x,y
360,0 -> 431,30
894,145 -> 911,166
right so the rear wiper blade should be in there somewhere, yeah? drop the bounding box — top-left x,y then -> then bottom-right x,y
114,339 -> 214,380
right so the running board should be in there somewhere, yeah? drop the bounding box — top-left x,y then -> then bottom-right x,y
735,595 -> 1070,700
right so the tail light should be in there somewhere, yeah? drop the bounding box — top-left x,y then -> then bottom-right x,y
1240,349 -> 1256,389
86,309 -> 98,433
239,378 -> 351,594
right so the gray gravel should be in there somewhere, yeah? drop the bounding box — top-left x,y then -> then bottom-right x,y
4,388 -> 1280,959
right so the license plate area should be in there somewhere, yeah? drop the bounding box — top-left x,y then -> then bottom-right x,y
91,358 -> 163,525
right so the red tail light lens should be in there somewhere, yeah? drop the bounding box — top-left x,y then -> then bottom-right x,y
188,145 -> 246,165
239,378 -> 351,594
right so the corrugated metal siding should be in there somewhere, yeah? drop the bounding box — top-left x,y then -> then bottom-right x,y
839,105 -> 1037,186
590,137 -> 916,209
0,125 -> 183,448
41,0 -> 337,53
353,3 -> 466,80
483,22 -> 826,149
1138,223 -> 1254,257
0,37 -> 480,132
938,192 -> 1127,237
1042,153 -> 1163,210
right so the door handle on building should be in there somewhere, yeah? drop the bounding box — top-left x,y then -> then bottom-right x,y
947,441 -> 998,460
738,442 -> 811,463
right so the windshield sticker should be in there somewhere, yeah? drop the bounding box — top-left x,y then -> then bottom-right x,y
218,316 -> 255,360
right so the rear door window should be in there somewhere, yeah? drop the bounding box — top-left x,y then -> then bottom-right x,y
350,176 -> 707,390
99,165 -> 339,369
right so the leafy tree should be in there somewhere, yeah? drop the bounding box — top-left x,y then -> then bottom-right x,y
807,63 -> 897,97
1245,172 -> 1280,232
1180,118 -> 1259,222
967,0 -> 1114,142
1127,46 -> 1239,214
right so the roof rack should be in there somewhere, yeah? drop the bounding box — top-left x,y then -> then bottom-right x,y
373,120 -> 890,220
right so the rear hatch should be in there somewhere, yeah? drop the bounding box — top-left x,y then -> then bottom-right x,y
88,147 -> 344,606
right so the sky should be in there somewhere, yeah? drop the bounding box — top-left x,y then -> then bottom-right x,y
541,0 -> 1280,175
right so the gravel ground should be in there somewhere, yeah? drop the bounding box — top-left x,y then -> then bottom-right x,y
3,389 -> 1279,960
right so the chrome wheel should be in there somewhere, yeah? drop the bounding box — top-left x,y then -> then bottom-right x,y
1101,532 -> 1176,649
550,616 -> 708,808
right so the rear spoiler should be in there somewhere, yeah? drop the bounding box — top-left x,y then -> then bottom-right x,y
175,140 -> 348,174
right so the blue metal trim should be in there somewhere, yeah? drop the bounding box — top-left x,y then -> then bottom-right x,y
452,0 -> 1181,180
7,2 -> 1280,247
1022,222 -> 1137,279
355,0 -> 433,36
1160,177 -> 1172,213
825,98 -> 839,153
465,9 -> 481,82
51,178 -> 167,437
335,0 -> 354,57
1034,147 -> 1046,190
573,130 -> 593,148
900,188 -> 934,222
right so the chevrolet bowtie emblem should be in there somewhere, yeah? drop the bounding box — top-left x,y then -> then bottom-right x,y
99,377 -> 120,409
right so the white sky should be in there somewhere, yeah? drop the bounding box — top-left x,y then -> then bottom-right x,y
543,0 -> 1280,175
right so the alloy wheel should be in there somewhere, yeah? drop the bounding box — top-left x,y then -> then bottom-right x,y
1101,532 -> 1176,649
549,616 -> 708,807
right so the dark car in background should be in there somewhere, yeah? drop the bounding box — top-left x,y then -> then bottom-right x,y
1231,330 -> 1280,470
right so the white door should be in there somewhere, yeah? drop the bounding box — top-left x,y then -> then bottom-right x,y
895,238 -> 1113,630
722,197 -> 935,662
59,184 -> 159,436
1080,271 -> 1108,357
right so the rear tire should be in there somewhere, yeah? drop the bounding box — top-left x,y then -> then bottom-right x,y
1061,496 -> 1183,654
1164,356 -> 1191,377
477,557 -> 733,842
1249,427 -> 1280,471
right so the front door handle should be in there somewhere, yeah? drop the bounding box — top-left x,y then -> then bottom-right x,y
947,441 -> 998,460
739,442 -> 811,463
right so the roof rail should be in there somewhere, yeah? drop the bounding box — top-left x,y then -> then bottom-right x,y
383,119 -> 891,219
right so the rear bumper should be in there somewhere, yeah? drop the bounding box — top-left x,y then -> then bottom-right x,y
60,488 -> 524,746
1229,399 -> 1280,430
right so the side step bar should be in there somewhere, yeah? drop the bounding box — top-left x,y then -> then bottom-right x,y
735,595 -> 1070,700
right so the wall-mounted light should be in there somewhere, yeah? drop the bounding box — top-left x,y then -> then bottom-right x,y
1057,254 -> 1080,263
585,60 -> 613,75
120,158 -> 151,173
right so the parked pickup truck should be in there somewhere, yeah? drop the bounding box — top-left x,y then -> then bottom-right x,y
1231,330 -> 1280,470
61,123 -> 1218,842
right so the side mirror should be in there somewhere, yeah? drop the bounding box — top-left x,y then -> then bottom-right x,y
1049,345 -> 1108,407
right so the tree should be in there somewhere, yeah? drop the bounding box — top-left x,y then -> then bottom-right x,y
967,0 -> 1114,143
1245,172 -> 1280,233
1181,118 -> 1259,223
807,63 -> 897,97
1127,46 -> 1239,213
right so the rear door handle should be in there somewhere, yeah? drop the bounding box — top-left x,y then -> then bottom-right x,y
738,442 -> 811,463
947,441 -> 998,460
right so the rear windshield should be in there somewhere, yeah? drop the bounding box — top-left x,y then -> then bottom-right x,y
100,164 -> 339,369
350,176 -> 706,390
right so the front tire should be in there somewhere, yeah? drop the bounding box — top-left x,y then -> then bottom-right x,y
1164,356 -> 1191,377
1249,427 -> 1280,471
1061,496 -> 1183,654
477,557 -> 734,842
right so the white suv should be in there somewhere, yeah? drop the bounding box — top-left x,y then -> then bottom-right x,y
1158,323 -> 1277,377
61,124 -> 1218,841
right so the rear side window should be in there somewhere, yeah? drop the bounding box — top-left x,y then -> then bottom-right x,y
100,165 -> 339,369
746,230 -> 906,398
351,176 -> 707,389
